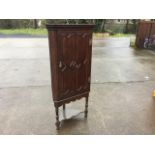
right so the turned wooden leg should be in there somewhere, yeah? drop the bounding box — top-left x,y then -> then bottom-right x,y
55,106 -> 60,130
63,104 -> 66,119
84,96 -> 89,118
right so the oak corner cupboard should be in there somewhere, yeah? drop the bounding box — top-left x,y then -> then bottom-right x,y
46,24 -> 94,130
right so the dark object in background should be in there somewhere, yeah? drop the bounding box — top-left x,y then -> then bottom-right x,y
136,21 -> 155,48
46,24 -> 94,130
144,35 -> 155,49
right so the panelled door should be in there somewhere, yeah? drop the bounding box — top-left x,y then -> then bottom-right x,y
57,30 -> 92,100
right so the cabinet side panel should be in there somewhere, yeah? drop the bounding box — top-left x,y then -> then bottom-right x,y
48,30 -> 59,101
136,22 -> 151,48
76,31 -> 91,92
150,23 -> 155,36
88,31 -> 93,91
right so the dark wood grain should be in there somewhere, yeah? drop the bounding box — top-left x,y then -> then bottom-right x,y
46,24 -> 94,130
136,21 -> 155,48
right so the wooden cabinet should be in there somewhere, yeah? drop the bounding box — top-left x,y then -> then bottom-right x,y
46,24 -> 94,129
136,21 -> 155,48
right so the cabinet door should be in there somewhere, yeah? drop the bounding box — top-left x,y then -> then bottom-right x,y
57,31 -> 77,99
57,31 -> 92,99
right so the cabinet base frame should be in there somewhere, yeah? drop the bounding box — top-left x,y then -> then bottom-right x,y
54,93 -> 89,130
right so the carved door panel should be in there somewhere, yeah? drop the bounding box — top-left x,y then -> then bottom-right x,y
57,31 -> 77,99
76,32 -> 92,93
57,31 -> 92,99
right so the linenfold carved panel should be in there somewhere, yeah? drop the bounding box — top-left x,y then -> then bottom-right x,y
57,30 -> 92,100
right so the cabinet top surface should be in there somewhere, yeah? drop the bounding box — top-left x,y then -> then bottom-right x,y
46,24 -> 94,30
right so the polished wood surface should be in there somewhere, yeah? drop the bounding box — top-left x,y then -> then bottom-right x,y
46,24 -> 94,129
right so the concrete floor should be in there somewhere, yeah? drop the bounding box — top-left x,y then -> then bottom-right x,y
0,37 -> 155,134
